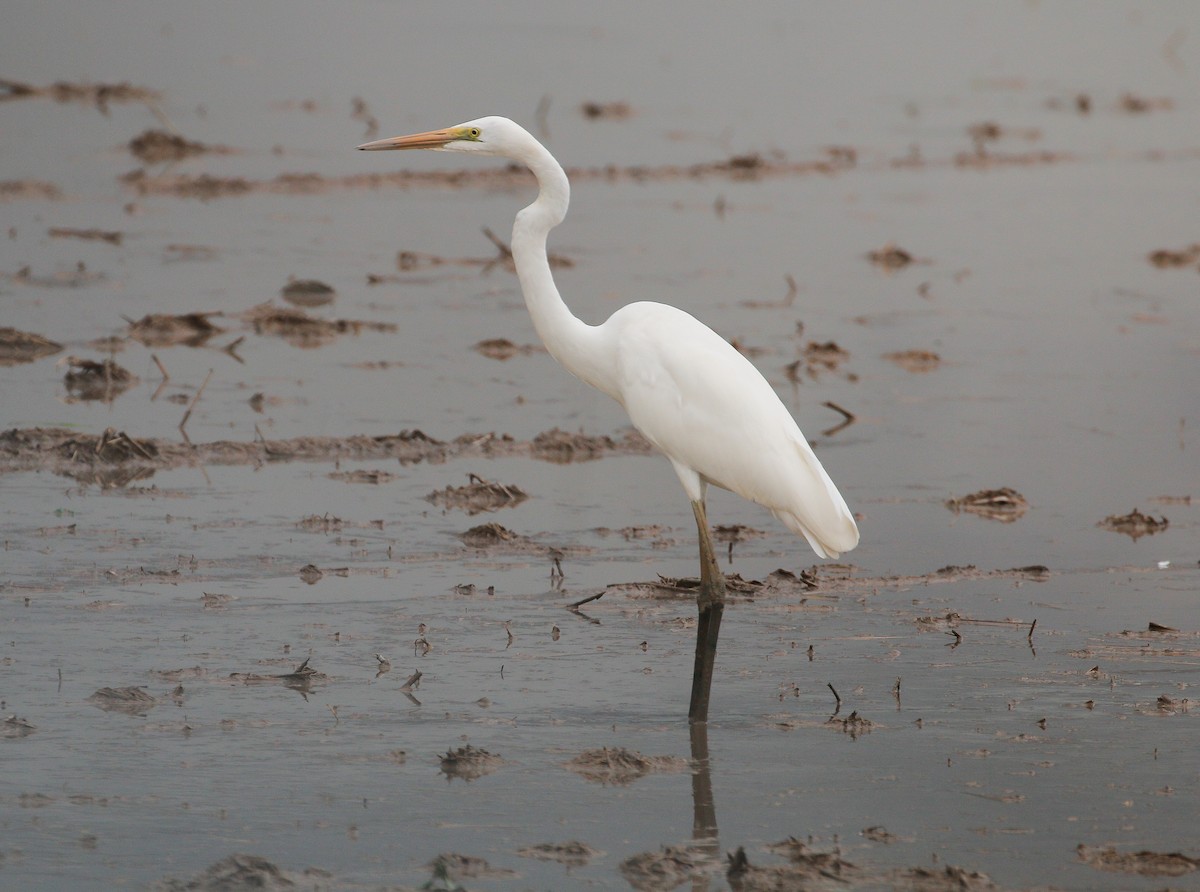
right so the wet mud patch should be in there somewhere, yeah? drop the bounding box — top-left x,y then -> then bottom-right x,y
427,474 -> 529,515
87,686 -> 157,715
61,357 -> 138,403
0,179 -> 62,201
425,852 -> 517,883
473,337 -> 544,360
945,488 -> 1029,522
1076,844 -> 1199,878
0,77 -> 160,113
125,312 -> 224,348
0,328 -> 62,366
241,302 -> 397,348
439,745 -> 503,782
227,658 -> 326,691
884,349 -> 942,373
564,747 -> 688,786
517,840 -> 601,867
128,129 -> 229,165
48,226 -> 123,245
1097,508 -> 1169,539
621,844 -> 719,890
156,853 -> 332,891
279,278 -> 336,308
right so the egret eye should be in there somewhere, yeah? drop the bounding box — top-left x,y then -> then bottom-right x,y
468,127 -> 481,139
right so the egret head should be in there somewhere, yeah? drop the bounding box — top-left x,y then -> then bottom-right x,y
357,116 -> 529,157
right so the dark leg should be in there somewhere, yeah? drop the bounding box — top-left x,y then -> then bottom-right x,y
688,499 -> 727,723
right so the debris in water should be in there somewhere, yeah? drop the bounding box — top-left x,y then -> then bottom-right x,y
620,845 -> 718,890
0,180 -> 62,201
328,468 -> 397,484
128,129 -> 219,165
126,312 -> 223,348
564,747 -> 687,786
472,337 -> 542,360
438,744 -> 503,782
280,278 -> 336,308
1077,843 -> 1199,877
0,328 -> 62,366
88,686 -> 157,715
427,474 -> 529,515
867,242 -> 920,270
1098,508 -> 1168,539
156,853 -> 332,891
787,340 -> 851,381
728,844 -> 858,889
945,487 -> 1029,522
0,78 -> 160,114
826,710 -> 873,738
1117,93 -> 1174,114
581,100 -> 633,120
62,357 -> 137,402
1146,242 -> 1200,268
242,301 -> 396,348
48,226 -> 122,244
517,841 -> 600,867
884,349 -> 941,373
3,715 -> 37,739
425,852 -> 516,883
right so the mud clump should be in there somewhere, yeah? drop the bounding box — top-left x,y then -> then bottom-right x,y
0,180 -> 62,201
62,357 -> 137,402
1147,242 -> 1200,269
517,841 -> 601,867
126,312 -> 224,348
729,844 -> 858,890
280,278 -> 336,307
884,349 -> 941,373
532,427 -> 651,463
788,340 -> 851,381
156,853 -> 332,891
128,129 -> 216,165
242,301 -> 396,348
0,78 -> 160,114
1098,508 -> 1169,539
439,744 -> 503,782
48,226 -> 123,245
56,428 -> 159,464
582,100 -> 633,120
1077,843 -> 1198,877
473,337 -> 542,360
0,328 -> 62,366
88,686 -> 157,715
945,487 -> 1028,522
427,474 -> 528,515
564,747 -> 688,786
867,242 -> 920,270
621,845 -> 718,891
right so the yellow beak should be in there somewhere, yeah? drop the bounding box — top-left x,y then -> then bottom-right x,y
357,128 -> 458,151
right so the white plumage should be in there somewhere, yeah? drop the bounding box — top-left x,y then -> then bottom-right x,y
360,115 -> 858,720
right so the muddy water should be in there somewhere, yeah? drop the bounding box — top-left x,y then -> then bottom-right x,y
2,3 -> 1199,890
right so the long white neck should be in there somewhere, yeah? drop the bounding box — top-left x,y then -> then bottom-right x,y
510,139 -> 618,400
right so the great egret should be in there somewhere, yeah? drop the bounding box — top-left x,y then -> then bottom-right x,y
360,117 -> 858,722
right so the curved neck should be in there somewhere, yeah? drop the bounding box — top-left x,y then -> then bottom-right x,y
511,141 -> 617,399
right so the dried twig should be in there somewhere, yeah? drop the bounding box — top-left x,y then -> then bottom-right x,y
821,401 -> 857,437
568,591 -> 604,610
178,368 -> 213,445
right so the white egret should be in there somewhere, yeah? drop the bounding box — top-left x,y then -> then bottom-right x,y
360,117 -> 858,722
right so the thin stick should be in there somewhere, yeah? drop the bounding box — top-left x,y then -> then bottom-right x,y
568,591 -> 604,610
1027,618 -> 1038,641
178,368 -> 213,445
821,401 -> 857,437
827,682 -> 841,715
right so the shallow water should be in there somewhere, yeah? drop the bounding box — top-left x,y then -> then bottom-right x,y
2,2 -> 1199,890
